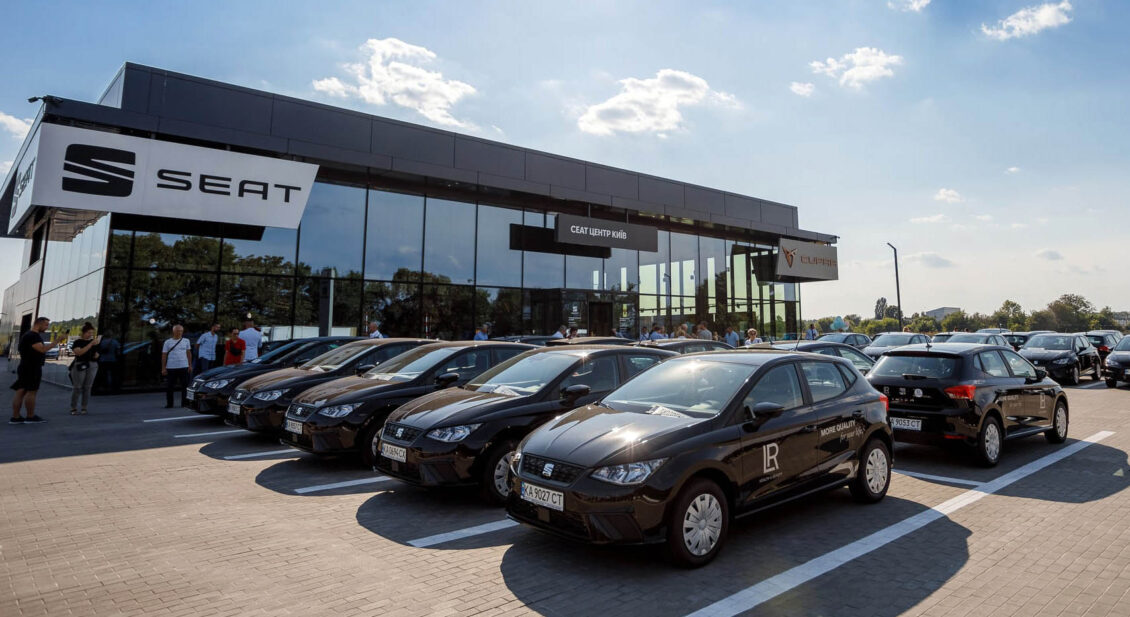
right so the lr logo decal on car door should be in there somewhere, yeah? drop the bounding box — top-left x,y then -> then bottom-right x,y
763,443 -> 780,473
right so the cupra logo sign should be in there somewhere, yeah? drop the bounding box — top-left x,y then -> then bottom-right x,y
783,247 -> 798,268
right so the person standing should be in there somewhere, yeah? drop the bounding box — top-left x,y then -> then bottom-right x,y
474,323 -> 490,341
367,321 -> 386,339
744,328 -> 763,346
10,317 -> 60,424
806,323 -> 819,340
224,328 -> 246,366
68,323 -> 101,415
239,319 -> 262,362
195,323 -> 221,373
697,322 -> 713,340
161,325 -> 193,409
724,326 -> 740,347
97,331 -> 122,392
550,325 -> 567,339
649,325 -> 668,341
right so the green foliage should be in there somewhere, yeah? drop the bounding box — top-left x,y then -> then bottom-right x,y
874,297 -> 888,320
941,310 -> 977,332
1026,309 -> 1058,331
860,317 -> 900,337
906,314 -> 940,333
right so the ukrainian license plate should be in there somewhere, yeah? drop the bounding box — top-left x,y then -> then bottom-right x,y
285,419 -> 303,435
227,402 -> 240,415
520,482 -> 564,511
380,442 -> 406,463
890,417 -> 923,431
185,390 -> 195,401
1124,369 -> 1130,378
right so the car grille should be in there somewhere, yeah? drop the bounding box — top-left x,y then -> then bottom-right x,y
287,403 -> 315,419
383,423 -> 422,443
230,389 -> 250,402
521,454 -> 585,484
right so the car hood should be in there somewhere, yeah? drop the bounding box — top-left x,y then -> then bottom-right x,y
238,367 -> 335,392
1019,349 -> 1073,361
199,362 -> 278,382
290,375 -> 409,406
1106,352 -> 1130,364
388,387 -> 527,429
519,404 -> 705,468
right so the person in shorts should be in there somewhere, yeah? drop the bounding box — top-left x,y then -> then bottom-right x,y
10,317 -> 60,425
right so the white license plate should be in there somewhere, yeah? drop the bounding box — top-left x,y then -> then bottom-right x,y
520,482 -> 564,512
227,402 -> 240,415
185,390 -> 195,401
285,419 -> 303,435
380,442 -> 406,463
890,417 -> 923,431
1125,369 -> 1130,378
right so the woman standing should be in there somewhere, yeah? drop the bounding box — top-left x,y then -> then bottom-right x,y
224,328 -> 246,366
69,323 -> 100,415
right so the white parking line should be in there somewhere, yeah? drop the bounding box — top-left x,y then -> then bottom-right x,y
408,519 -> 521,548
293,476 -> 395,494
223,449 -> 298,461
172,429 -> 244,438
893,469 -> 982,487
685,431 -> 1114,617
143,415 -> 205,423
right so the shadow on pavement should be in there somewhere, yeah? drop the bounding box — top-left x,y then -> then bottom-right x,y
500,493 -> 972,617
255,456 -> 388,496
197,432 -> 293,460
354,484 -> 513,549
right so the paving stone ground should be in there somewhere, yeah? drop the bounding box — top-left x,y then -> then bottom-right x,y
2,357 -> 1130,616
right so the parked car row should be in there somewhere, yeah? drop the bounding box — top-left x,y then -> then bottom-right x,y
183,333 -> 1084,567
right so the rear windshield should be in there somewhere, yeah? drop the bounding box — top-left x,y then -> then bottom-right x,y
872,334 -> 916,346
1024,335 -> 1073,351
932,333 -> 953,343
871,354 -> 960,379
817,334 -> 848,343
1004,335 -> 1027,346
1115,338 -> 1130,351
1086,335 -> 1106,347
946,333 -> 989,344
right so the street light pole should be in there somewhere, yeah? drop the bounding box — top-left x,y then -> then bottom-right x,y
887,243 -> 903,331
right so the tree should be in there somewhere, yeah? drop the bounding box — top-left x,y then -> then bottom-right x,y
941,310 -> 976,332
990,300 -> 1026,331
1027,309 -> 1058,331
844,314 -> 863,331
907,314 -> 940,334
1091,306 -> 1120,330
862,318 -> 900,337
1047,294 -> 1093,332
874,297 -> 888,321
884,305 -> 902,320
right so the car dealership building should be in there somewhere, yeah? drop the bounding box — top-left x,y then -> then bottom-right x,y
1,63 -> 838,389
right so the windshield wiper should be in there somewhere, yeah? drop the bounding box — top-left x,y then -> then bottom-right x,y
901,373 -> 929,380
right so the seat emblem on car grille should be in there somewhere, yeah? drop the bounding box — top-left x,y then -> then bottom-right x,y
395,427 -> 404,439
542,463 -> 555,478
899,388 -> 907,396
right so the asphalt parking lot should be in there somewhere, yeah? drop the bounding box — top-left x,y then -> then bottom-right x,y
3,362 -> 1130,617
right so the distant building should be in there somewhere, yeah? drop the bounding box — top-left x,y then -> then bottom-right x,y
924,307 -> 961,323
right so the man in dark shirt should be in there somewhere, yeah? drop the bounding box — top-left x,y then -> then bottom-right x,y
10,316 -> 61,424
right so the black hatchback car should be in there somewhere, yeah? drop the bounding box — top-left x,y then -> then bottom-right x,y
506,350 -> 892,567
186,336 -> 359,415
1102,336 -> 1130,388
771,341 -> 875,374
862,332 -> 931,359
867,343 -> 1068,466
816,332 -> 872,350
282,341 -> 533,467
377,345 -> 676,503
1018,333 -> 1102,385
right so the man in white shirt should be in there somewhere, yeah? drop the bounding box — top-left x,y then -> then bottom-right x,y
195,322 -> 221,372
239,319 -> 262,362
161,325 -> 193,408
367,322 -> 386,339
697,322 -> 713,340
550,325 -> 567,339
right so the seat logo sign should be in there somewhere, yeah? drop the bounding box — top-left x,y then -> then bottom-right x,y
61,144 -> 136,197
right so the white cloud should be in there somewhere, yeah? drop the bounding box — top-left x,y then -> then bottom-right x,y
789,82 -> 815,97
577,69 -> 739,137
810,47 -> 903,90
0,111 -> 32,140
1006,166 -> 1021,174
910,213 -> 947,224
982,1 -> 1073,41
933,188 -> 964,203
313,37 -> 477,129
1010,222 -> 1028,229
1035,217 -> 1049,225
1035,249 -> 1064,260
974,214 -> 993,222
907,252 -> 955,268
888,0 -> 931,12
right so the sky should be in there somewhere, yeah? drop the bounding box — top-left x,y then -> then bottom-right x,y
1,0 -> 1127,321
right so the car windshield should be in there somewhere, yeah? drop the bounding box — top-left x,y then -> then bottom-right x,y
817,334 -> 848,343
364,347 -> 459,383
301,345 -> 370,372
871,354 -> 959,379
946,333 -> 990,344
1024,335 -> 1073,351
932,333 -> 953,342
1086,336 -> 1106,347
1004,335 -> 1026,346
604,358 -> 757,418
872,334 -> 915,346
467,352 -> 578,396
251,340 -> 304,364
1114,337 -> 1130,351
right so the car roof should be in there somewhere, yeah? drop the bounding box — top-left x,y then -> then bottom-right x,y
407,340 -> 536,351
544,336 -> 631,346
770,341 -> 860,352
519,344 -> 676,358
885,342 -> 1011,355
295,335 -> 363,343
670,348 -> 851,367
632,339 -> 732,348
339,337 -> 443,348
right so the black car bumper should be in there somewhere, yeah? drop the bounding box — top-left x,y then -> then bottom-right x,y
375,439 -> 481,488
1103,365 -> 1130,382
279,419 -> 362,456
888,406 -> 979,445
185,390 -> 228,415
243,402 -> 289,433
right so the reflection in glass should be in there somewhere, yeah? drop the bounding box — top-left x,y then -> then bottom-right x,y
364,279 -> 421,338
109,230 -> 133,268
294,276 -> 362,336
130,233 -> 221,272
424,198 -> 476,285
566,253 -> 602,290
475,287 -> 523,338
522,211 -> 563,289
604,248 -> 638,292
222,228 -> 297,275
422,284 -> 475,340
217,274 -> 293,335
366,190 -> 424,280
297,182 -> 366,276
475,204 -> 522,287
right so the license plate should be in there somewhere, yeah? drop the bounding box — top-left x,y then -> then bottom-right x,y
185,390 -> 195,401
285,419 -> 303,435
380,442 -> 406,463
890,417 -> 923,431
520,482 -> 564,511
227,402 -> 240,415
1125,369 -> 1130,378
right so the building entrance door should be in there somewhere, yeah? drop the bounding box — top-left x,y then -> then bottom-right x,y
589,302 -> 613,338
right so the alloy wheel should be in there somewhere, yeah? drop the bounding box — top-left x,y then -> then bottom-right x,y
865,447 -> 889,494
682,493 -> 723,556
984,422 -> 1002,462
1056,407 -> 1068,439
492,452 -> 514,498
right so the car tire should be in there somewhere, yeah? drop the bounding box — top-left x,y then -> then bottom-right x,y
666,478 -> 729,568
358,422 -> 381,469
1045,400 -> 1068,444
1066,365 -> 1080,385
479,440 -> 518,506
1107,379 -> 1119,389
1092,361 -> 1102,381
849,438 -> 891,503
975,415 -> 1003,467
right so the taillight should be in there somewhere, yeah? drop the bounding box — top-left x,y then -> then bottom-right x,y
1100,346 -> 1110,353
944,385 -> 977,400
879,393 -> 889,411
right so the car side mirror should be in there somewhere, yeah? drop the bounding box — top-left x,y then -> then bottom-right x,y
356,364 -> 375,375
436,372 -> 460,388
560,384 -> 591,404
746,401 -> 785,421
1034,368 -> 1047,381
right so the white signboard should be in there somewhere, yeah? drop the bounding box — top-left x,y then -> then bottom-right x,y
9,123 -> 319,234
776,239 -> 839,281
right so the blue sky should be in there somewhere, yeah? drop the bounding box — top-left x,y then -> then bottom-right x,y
2,0 -> 1127,320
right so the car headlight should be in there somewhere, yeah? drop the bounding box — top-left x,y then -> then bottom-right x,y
252,389 -> 287,401
427,424 -> 482,443
591,458 -> 667,486
204,379 -> 232,389
317,403 -> 361,418
1052,357 -> 1074,365
1106,357 -> 1121,367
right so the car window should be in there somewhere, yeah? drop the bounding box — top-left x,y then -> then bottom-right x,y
744,364 -> 805,411
800,361 -> 848,403
1002,350 -> 1037,379
838,347 -> 875,372
493,347 -> 525,364
439,349 -> 492,378
978,351 -> 1010,378
560,355 -> 620,393
364,344 -> 409,366
681,344 -> 707,354
837,363 -> 859,387
292,342 -> 336,364
623,354 -> 663,378
813,347 -> 838,357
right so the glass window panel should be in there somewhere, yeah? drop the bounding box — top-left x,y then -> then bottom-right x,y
130,232 -> 221,271
638,230 -> 669,298
566,253 -> 602,290
475,204 -> 522,287
522,211 -> 563,289
296,182 -> 366,277
604,248 -> 638,292
109,230 -> 133,269
422,198 -> 476,285
364,280 -> 421,338
222,228 -> 297,275
293,277 -> 362,336
217,274 -> 292,338
474,287 -> 523,338
422,284 -> 475,341
366,189 -> 424,281
670,232 -> 698,297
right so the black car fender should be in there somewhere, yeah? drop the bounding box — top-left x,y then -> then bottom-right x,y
664,460 -> 740,514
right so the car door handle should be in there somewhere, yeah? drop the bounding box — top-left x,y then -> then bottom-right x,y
802,424 -> 818,433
